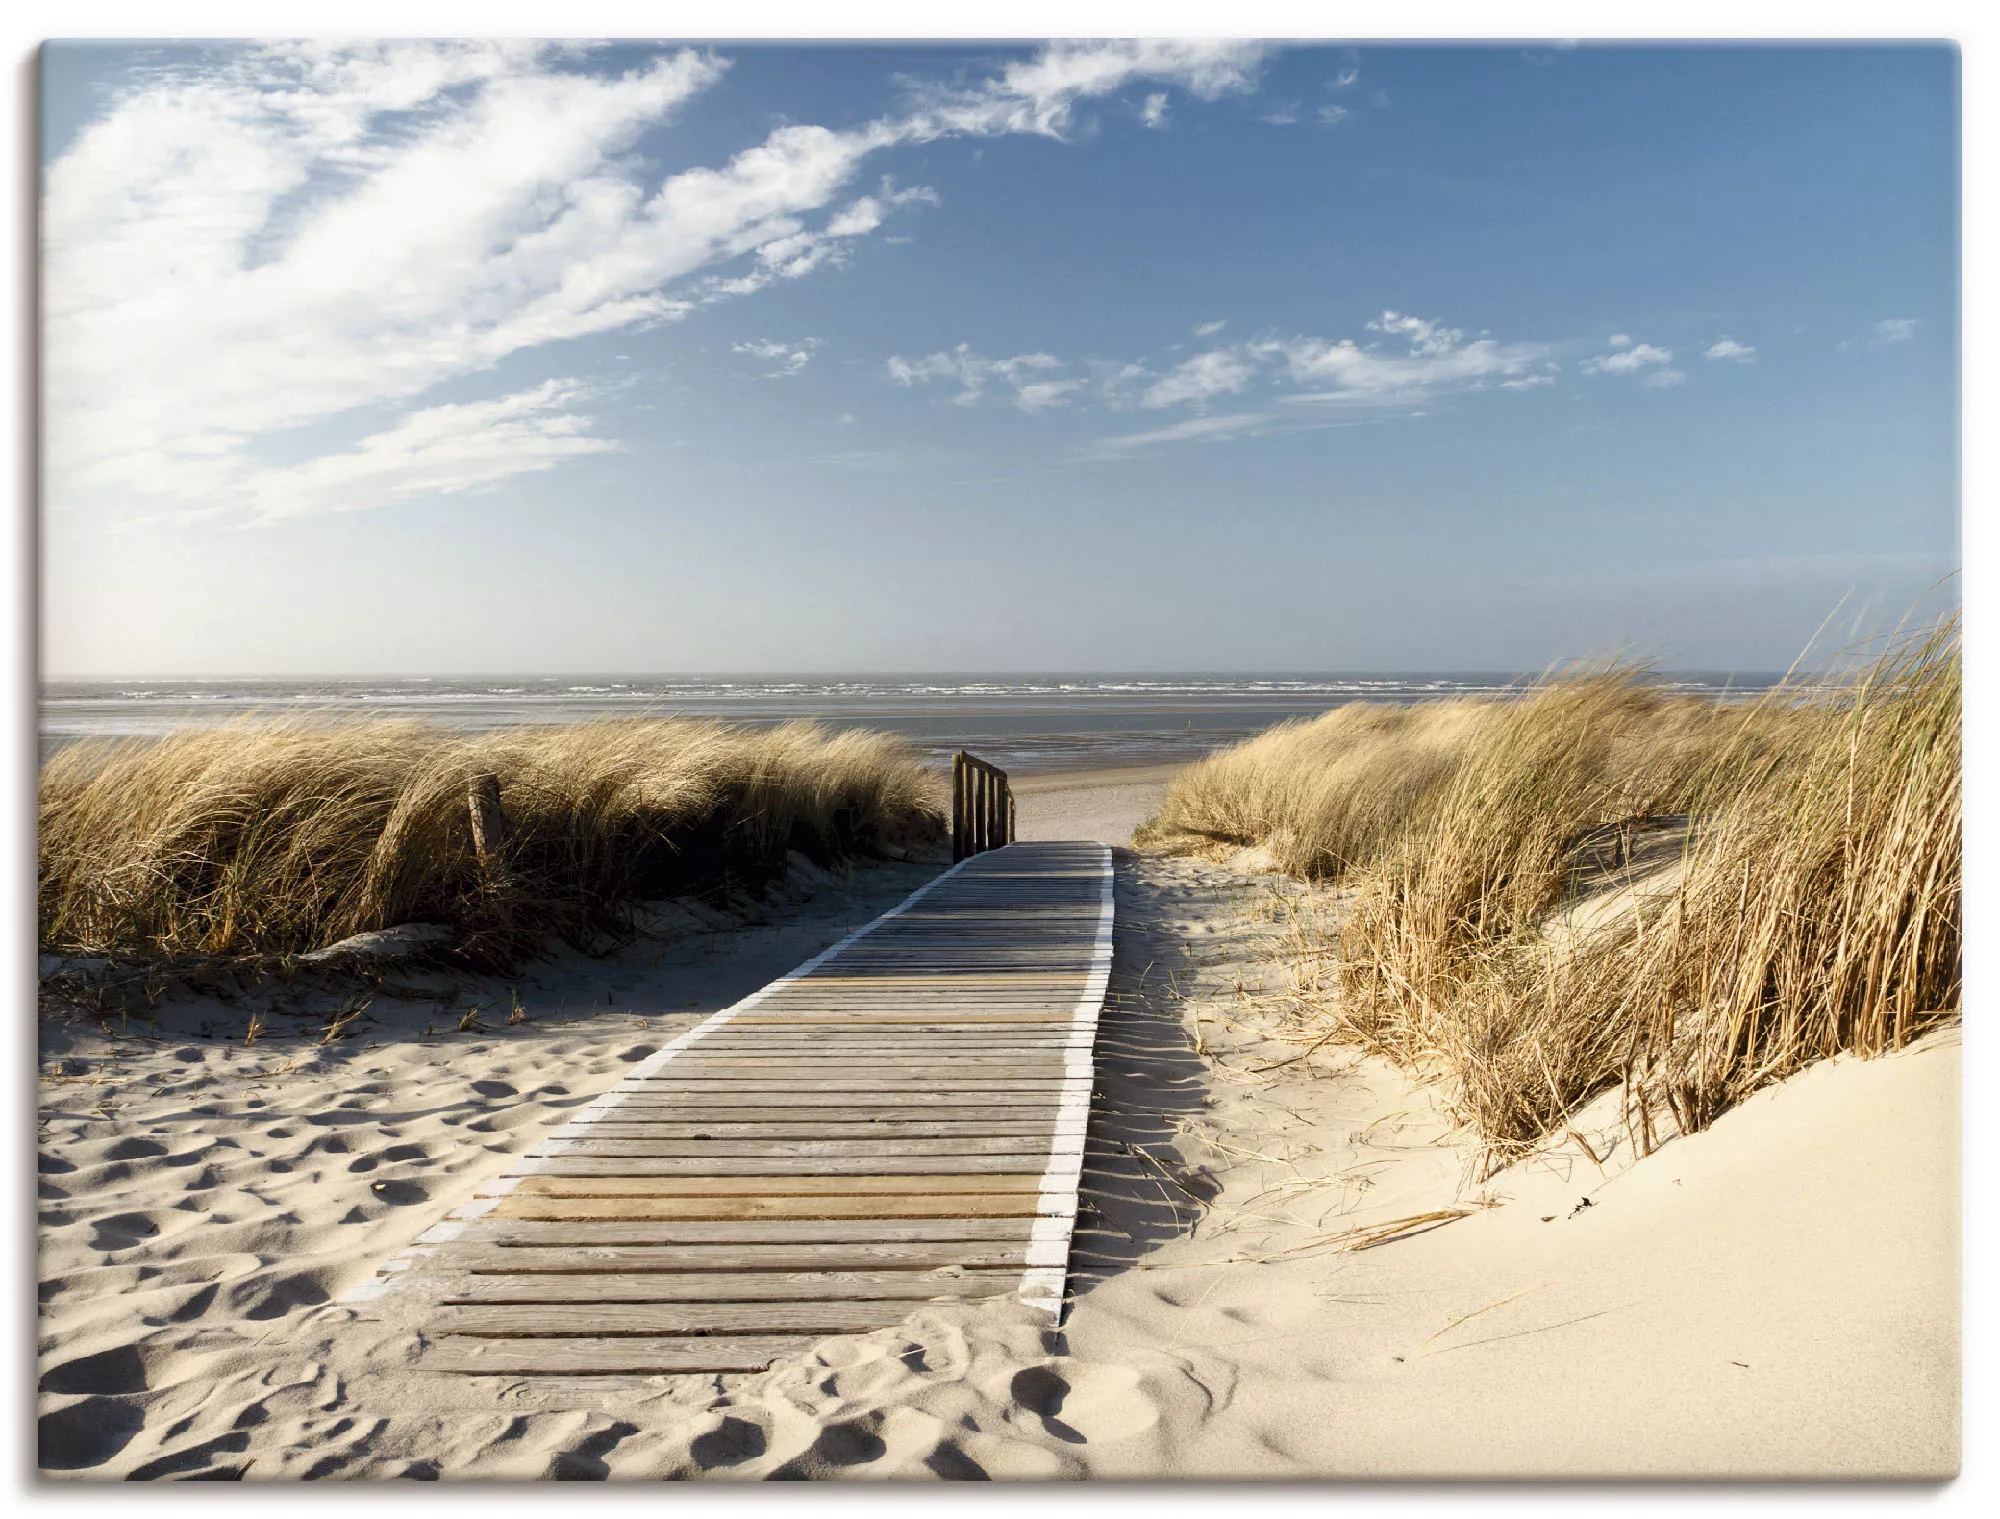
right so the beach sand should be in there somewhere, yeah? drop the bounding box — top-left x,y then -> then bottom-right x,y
1011,764 -> 1183,848
37,772 -> 1957,1480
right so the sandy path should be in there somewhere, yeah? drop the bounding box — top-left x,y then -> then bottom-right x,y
1011,764 -> 1181,847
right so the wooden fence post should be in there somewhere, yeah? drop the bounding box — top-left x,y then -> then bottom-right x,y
468,774 -> 507,880
951,751 -> 1014,861
468,773 -> 512,929
952,752 -> 967,863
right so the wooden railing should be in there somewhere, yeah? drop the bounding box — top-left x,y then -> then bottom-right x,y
951,750 -> 1016,862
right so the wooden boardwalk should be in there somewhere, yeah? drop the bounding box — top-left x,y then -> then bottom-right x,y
367,841 -> 1113,1379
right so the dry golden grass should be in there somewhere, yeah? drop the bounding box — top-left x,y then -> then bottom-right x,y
39,716 -> 944,965
1140,624 -> 1960,1164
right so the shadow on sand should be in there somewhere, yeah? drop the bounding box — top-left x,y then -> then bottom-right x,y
1063,847 -> 1225,1304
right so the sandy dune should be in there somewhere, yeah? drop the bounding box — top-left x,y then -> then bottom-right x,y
37,773 -> 1957,1479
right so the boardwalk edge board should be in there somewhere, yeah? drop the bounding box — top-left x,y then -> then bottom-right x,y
349,841 -> 1113,1381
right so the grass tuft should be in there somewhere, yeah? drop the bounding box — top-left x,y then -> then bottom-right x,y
39,716 -> 945,966
1140,621 -> 1960,1164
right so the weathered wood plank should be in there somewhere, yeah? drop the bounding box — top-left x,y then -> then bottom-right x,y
444,1243 -> 1033,1273
729,1013 -> 1075,1025
534,1137 -> 1060,1158
563,1122 -> 1062,1139
437,1301 -> 927,1336
448,1217 -> 1040,1246
624,1071 -> 1072,1087
601,1092 -> 1070,1109
487,1193 -> 1051,1222
497,1173 -> 1046,1197
449,1271 -> 1020,1303
518,1155 -> 1057,1177
425,1336 -> 803,1376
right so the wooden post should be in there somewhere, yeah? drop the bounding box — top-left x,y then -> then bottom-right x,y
468,773 -> 512,929
951,752 -> 966,862
468,774 -> 507,880
974,765 -> 989,855
952,752 -> 1015,860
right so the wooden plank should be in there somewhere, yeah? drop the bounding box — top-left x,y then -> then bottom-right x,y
601,1092 -> 1069,1109
665,1055 -> 1074,1067
534,1137 -> 1061,1158
518,1155 -> 1055,1177
444,1243 -> 1034,1273
437,1300 -> 930,1337
449,1217 -> 1040,1246
622,1076 -> 1075,1089
497,1173 -> 1046,1197
562,1122 -> 1062,1139
426,1336 -> 802,1376
449,1271 -> 1021,1304
569,1111 -> 1069,1124
729,1013 -> 1074,1025
487,1193 -> 1050,1222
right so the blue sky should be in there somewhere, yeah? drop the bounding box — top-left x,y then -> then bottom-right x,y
39,39 -> 1958,675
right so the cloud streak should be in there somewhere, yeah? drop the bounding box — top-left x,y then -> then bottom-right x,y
46,38 -> 1267,520
890,309 -> 1557,445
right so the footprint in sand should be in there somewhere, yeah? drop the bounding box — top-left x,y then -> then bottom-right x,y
87,1212 -> 163,1252
38,1397 -> 148,1470
1009,1361 -> 1159,1444
40,1343 -> 150,1395
688,1414 -> 768,1469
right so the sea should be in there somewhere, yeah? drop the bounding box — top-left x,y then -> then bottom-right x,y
39,673 -> 1790,775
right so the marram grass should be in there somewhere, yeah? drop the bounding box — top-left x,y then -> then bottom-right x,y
1141,621 -> 1960,1163
38,716 -> 945,966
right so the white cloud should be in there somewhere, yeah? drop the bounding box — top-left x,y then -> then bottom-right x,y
1316,104 -> 1351,125
1140,349 -> 1255,409
46,37 -> 1265,521
1640,368 -> 1688,388
1261,103 -> 1303,126
1192,319 -> 1227,338
894,310 -> 1554,430
733,338 -> 822,376
1873,317 -> 1922,344
1090,412 -> 1277,456
1582,342 -> 1674,376
1260,312 -> 1551,402
1704,337 -> 1756,363
1140,92 -> 1170,129
244,379 -> 615,523
904,39 -> 1265,140
887,345 -> 1083,411
1608,333 -> 1633,349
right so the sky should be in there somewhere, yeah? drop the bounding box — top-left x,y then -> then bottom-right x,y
38,38 -> 1959,676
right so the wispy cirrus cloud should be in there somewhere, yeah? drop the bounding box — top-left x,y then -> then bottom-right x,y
242,379 -> 618,523
886,346 -> 1085,411
734,338 -> 823,377
1088,411 -> 1280,456
1873,317 -> 1922,344
46,37 -> 1268,522
891,309 -> 1560,451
